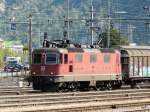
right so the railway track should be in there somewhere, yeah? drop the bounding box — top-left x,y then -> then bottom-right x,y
0,84 -> 150,96
0,89 -> 150,112
0,77 -> 150,95
0,77 -> 39,95
0,96 -> 150,112
1,78 -> 150,111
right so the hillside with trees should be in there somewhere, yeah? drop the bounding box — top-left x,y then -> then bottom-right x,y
0,0 -> 149,47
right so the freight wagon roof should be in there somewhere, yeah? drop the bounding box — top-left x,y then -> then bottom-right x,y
120,46 -> 150,50
120,46 -> 150,56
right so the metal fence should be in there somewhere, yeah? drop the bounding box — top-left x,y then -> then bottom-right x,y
0,70 -> 30,78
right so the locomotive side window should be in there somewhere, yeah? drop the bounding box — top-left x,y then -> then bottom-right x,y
104,54 -> 110,63
75,54 -> 82,63
46,53 -> 58,64
64,54 -> 68,64
33,53 -> 42,64
90,54 -> 97,63
60,53 -> 63,64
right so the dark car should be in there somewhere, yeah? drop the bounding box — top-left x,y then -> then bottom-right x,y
4,64 -> 24,72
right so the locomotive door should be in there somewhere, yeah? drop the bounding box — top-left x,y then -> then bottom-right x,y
68,54 -> 73,72
69,54 -> 73,72
69,65 -> 73,72
64,54 -> 73,72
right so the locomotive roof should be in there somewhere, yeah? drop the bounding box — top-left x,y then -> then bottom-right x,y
33,48 -> 117,53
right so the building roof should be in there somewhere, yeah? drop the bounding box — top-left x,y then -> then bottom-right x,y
0,38 -> 3,42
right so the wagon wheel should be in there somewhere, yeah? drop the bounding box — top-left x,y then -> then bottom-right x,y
131,82 -> 136,89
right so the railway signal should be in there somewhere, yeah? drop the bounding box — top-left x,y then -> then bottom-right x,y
11,23 -> 16,30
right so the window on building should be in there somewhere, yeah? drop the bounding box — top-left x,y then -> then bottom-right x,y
75,54 -> 83,63
90,54 -> 97,63
104,54 -> 110,63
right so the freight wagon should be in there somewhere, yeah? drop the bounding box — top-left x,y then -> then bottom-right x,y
120,46 -> 150,87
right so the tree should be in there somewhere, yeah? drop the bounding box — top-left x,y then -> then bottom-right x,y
98,29 -> 129,48
0,48 -> 17,68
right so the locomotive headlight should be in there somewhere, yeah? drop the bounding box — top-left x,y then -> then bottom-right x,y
50,72 -> 54,75
32,72 -> 36,75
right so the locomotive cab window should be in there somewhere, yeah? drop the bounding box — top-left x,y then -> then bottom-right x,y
33,53 -> 42,64
46,53 -> 58,64
60,53 -> 63,64
104,54 -> 110,63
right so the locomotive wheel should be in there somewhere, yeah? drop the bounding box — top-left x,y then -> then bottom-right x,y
95,83 -> 101,91
95,81 -> 105,91
72,82 -> 78,92
106,82 -> 112,90
95,86 -> 101,91
57,88 -> 64,92
67,82 -> 78,92
57,82 -> 68,92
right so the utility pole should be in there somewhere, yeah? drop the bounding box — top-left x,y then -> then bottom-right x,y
107,0 -> 111,48
28,14 -> 32,71
91,0 -> 94,45
67,0 -> 70,39
143,6 -> 150,44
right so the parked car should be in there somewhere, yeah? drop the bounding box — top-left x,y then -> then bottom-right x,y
4,64 -> 24,72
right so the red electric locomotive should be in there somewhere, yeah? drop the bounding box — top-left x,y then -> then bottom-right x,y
31,40 -> 122,91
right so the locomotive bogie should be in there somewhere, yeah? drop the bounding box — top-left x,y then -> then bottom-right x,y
32,76 -> 122,91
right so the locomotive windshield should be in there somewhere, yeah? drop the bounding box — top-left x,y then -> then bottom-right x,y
46,53 -> 59,64
32,51 -> 61,64
33,53 -> 42,64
